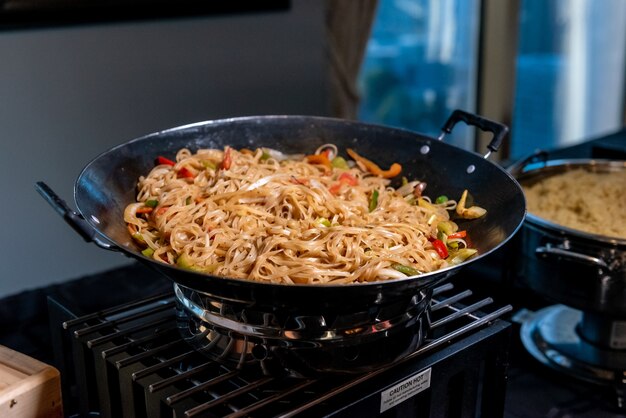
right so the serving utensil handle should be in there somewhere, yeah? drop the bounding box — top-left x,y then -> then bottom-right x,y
35,181 -> 118,251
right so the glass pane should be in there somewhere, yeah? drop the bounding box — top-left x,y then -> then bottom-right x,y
357,0 -> 481,150
511,0 -> 626,159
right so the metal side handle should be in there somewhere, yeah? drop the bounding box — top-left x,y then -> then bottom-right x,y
35,181 -> 118,251
438,109 -> 510,159
535,243 -> 609,269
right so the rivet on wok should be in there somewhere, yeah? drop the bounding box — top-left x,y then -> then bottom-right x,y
466,165 -> 476,174
420,145 -> 430,155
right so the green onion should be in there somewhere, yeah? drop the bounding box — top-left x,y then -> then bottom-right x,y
446,248 -> 478,265
145,199 -> 158,208
185,196 -> 192,205
331,156 -> 349,169
369,190 -> 379,212
401,176 -> 409,186
392,263 -> 421,276
202,160 -> 217,170
437,221 -> 454,235
141,247 -> 154,257
435,195 -> 448,204
316,217 -> 332,227
260,151 -> 271,161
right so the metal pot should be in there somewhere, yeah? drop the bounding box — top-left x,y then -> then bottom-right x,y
510,154 -> 626,317
37,110 -> 525,375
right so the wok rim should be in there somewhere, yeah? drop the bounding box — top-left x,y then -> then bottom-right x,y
74,114 -> 527,290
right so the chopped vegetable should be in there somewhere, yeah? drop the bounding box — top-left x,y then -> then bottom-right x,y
447,230 -> 467,239
338,172 -> 358,186
141,247 -> 154,257
392,263 -> 421,276
435,195 -> 448,204
331,156 -> 349,169
131,232 -> 145,243
417,198 -> 436,211
145,199 -> 159,208
136,206 -> 153,214
456,189 -> 487,219
447,248 -> 478,265
176,254 -> 220,273
316,217 -> 332,227
306,153 -> 332,171
431,238 -> 449,258
220,147 -> 232,170
369,189 -> 379,212
185,196 -> 192,205
329,182 -> 342,195
346,148 -> 402,178
260,151 -> 271,161
202,160 -> 217,170
437,221 -> 457,235
177,167 -> 195,179
413,182 -> 427,197
156,156 -> 176,166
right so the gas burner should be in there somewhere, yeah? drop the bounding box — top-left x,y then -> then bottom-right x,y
520,304 -> 626,408
174,283 -> 431,377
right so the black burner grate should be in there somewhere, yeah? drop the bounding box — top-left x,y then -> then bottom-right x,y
52,283 -> 512,418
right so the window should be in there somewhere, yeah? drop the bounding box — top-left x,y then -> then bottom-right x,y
358,0 -> 626,160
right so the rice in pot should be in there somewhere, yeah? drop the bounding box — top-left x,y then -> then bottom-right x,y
523,168 -> 626,239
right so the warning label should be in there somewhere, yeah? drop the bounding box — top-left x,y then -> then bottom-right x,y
380,368 -> 432,413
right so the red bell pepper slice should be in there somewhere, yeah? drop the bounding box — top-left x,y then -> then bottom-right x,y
156,156 -> 176,166
447,230 -> 467,239
432,238 -> 449,259
177,167 -> 195,179
338,172 -> 358,186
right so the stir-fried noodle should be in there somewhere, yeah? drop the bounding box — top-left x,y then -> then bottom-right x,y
125,145 -> 484,284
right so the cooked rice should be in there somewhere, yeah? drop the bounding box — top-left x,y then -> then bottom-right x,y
523,168 -> 626,239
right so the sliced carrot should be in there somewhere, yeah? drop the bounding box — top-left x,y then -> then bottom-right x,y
306,154 -> 332,171
346,148 -> 402,178
136,206 -> 154,214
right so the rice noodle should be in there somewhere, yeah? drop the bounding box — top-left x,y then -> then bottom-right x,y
125,146 -> 471,284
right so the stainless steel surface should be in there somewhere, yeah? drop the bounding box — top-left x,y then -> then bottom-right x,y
176,282 -> 510,376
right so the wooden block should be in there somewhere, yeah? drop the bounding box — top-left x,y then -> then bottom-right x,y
0,345 -> 63,418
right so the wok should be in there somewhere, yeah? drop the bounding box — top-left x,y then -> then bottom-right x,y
37,111 -> 526,313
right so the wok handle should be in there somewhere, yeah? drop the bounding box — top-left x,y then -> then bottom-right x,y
35,181 -> 118,251
440,109 -> 509,155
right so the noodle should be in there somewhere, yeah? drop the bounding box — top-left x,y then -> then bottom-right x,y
523,168 -> 626,238
125,146 -> 481,284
